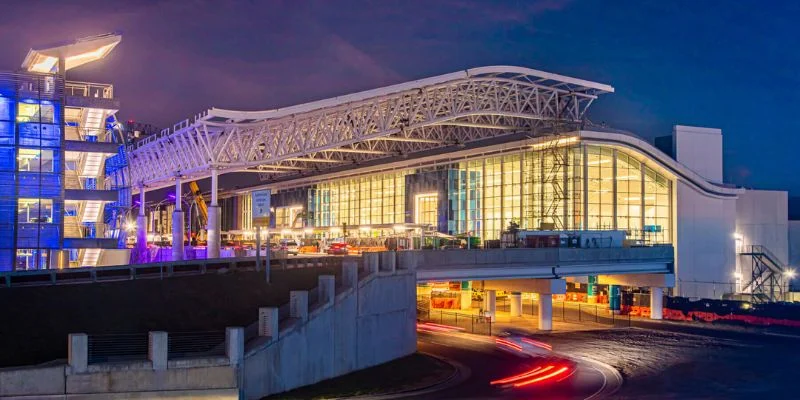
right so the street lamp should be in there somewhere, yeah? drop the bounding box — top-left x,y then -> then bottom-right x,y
784,269 -> 796,279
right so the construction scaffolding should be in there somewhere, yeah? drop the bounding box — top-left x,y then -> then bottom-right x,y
523,135 -> 579,231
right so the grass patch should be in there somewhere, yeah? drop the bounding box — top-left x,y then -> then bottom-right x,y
0,267 -> 339,367
264,353 -> 454,399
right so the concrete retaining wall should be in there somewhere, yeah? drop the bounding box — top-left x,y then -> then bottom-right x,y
242,253 -> 417,399
0,253 -> 417,400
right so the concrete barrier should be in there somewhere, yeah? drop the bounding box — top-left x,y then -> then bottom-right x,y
242,253 -> 416,399
0,251 -> 416,400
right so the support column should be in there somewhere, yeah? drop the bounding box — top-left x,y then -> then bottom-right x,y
460,281 -> 472,310
172,177 -> 184,261
609,284 -> 621,314
509,292 -> 522,317
650,287 -> 664,320
148,331 -> 168,371
68,333 -> 88,373
587,275 -> 598,304
207,169 -> 221,259
136,186 -> 147,263
538,294 -> 553,331
484,290 -> 496,321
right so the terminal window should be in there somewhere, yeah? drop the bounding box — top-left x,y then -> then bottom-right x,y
17,148 -> 54,172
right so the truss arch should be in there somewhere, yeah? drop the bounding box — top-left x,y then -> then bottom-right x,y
127,66 -> 613,190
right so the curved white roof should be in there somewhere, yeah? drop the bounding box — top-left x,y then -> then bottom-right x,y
128,65 -> 613,189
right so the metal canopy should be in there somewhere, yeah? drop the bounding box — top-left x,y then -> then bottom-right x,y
127,66 -> 613,190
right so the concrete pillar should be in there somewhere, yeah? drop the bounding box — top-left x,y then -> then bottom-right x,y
225,327 -> 244,366
609,285 -> 621,314
258,307 -> 279,339
538,294 -> 553,331
342,260 -> 358,288
172,210 -> 184,261
460,291 -> 472,310
318,275 -> 336,305
290,290 -> 309,322
484,290 -> 496,320
364,252 -> 379,275
587,275 -> 598,304
68,333 -> 88,373
148,331 -> 168,370
172,177 -> 184,261
650,287 -> 664,320
207,205 -> 220,259
136,187 -> 147,262
460,281 -> 472,310
379,251 -> 396,272
510,292 -> 522,317
207,169 -> 220,259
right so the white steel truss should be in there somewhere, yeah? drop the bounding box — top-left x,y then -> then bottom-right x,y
127,66 -> 613,190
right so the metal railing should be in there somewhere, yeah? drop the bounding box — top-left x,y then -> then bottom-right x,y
495,297 -> 631,328
168,331 -> 226,360
417,306 -> 494,336
1,255 -> 344,288
65,80 -> 114,99
88,333 -> 149,364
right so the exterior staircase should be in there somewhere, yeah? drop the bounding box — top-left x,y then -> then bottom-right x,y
64,215 -> 82,238
81,201 -> 103,224
739,245 -> 787,303
81,248 -> 102,267
79,108 -> 107,179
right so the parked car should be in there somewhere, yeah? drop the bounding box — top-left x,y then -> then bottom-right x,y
327,242 -> 349,255
279,239 -> 299,255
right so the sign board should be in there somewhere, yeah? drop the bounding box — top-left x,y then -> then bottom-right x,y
644,225 -> 662,233
252,189 -> 271,226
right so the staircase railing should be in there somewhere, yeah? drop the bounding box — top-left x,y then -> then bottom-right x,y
740,244 -> 787,303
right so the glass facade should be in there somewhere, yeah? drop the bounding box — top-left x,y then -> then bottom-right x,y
309,171 -> 409,227
0,72 -> 64,270
293,141 -> 673,244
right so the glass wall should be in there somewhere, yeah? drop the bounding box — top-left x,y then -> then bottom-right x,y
290,141 -> 673,244
310,170 -> 409,227
0,72 -> 65,271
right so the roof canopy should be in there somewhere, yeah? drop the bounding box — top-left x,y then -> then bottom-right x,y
21,33 -> 121,74
128,66 -> 613,190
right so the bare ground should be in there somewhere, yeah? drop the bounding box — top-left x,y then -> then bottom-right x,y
527,328 -> 800,399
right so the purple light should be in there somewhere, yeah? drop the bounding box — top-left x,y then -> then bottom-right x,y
168,194 -> 176,200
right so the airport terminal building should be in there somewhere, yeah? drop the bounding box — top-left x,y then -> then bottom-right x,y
0,34 -> 792,303
123,66 -> 792,301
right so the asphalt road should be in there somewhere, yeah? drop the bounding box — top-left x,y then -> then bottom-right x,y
413,330 -> 618,400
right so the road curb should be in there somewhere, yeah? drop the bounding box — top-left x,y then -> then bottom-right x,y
332,352 -> 471,400
567,354 -> 623,399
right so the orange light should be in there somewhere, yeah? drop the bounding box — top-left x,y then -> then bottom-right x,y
513,366 -> 569,387
490,366 -> 544,385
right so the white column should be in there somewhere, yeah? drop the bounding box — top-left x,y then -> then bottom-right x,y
172,177 -> 184,261
484,290 -> 496,321
538,294 -> 553,331
148,331 -> 168,371
207,169 -> 221,259
510,292 -> 522,317
225,327 -> 244,366
460,290 -> 472,310
68,333 -> 88,373
650,287 -> 664,320
136,186 -> 147,262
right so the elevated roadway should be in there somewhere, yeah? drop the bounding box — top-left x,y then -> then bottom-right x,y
408,246 -> 674,282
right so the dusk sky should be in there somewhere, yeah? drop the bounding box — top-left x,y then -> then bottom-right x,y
1,0 -> 798,193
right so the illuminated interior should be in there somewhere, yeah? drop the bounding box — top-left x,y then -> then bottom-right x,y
21,33 -> 121,73
261,141 -> 673,243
